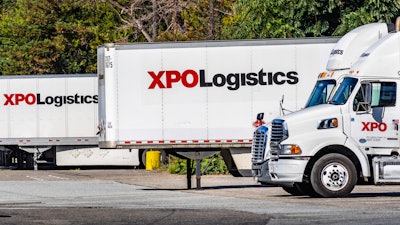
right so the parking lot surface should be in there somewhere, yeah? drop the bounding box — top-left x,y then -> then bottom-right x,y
1,169 -> 400,224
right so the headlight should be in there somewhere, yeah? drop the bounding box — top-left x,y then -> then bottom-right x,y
317,118 -> 338,129
280,144 -> 302,155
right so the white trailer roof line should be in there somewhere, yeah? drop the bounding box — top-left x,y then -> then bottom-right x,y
104,37 -> 339,50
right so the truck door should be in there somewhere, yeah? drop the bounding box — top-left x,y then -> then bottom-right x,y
349,81 -> 399,148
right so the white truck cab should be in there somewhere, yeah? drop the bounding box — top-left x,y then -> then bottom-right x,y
251,22 -> 394,188
265,18 -> 400,197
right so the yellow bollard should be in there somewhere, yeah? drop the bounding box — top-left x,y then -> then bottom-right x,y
145,150 -> 161,170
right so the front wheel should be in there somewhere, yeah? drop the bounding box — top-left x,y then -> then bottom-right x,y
281,185 -> 304,196
310,153 -> 357,198
294,182 -> 320,197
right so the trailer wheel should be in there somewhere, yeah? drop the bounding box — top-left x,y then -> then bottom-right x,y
138,149 -> 146,169
310,153 -> 357,198
281,185 -> 304,196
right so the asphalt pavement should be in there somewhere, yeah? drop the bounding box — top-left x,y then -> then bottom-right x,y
1,169 -> 400,225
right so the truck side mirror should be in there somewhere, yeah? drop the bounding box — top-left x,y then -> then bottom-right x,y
365,83 -> 372,104
356,102 -> 371,113
355,82 -> 372,113
257,113 -> 264,120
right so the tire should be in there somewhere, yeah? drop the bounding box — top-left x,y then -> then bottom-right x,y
294,182 -> 321,197
281,186 -> 304,196
310,153 -> 357,198
138,149 -> 146,169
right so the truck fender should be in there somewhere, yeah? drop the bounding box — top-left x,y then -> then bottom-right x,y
344,138 -> 370,177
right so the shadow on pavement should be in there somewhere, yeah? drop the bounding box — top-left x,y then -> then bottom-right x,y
141,184 -> 272,191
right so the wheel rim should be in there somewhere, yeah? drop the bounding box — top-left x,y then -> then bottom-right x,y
320,162 -> 349,191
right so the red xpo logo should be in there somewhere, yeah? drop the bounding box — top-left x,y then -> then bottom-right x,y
148,69 -> 299,91
148,70 -> 198,89
3,93 -> 98,107
361,122 -> 387,132
4,93 -> 36,105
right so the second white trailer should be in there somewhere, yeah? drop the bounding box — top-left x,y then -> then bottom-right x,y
0,74 -> 139,169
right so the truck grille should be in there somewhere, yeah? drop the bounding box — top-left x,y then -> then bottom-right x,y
271,119 -> 288,143
270,119 -> 288,158
251,126 -> 268,163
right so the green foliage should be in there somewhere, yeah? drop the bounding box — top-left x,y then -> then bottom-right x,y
1,0 -> 400,74
200,153 -> 230,175
0,0 -> 15,12
221,0 -> 308,39
168,153 -> 229,175
333,0 -> 400,35
221,0 -> 400,39
181,0 -> 234,40
156,30 -> 188,42
0,0 -> 121,75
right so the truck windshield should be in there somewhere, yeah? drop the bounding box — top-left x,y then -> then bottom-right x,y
305,79 -> 336,107
329,77 -> 358,105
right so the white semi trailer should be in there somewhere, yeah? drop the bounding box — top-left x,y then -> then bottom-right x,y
97,38 -> 338,187
0,74 -> 139,169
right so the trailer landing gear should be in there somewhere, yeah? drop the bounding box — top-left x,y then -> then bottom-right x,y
174,150 -> 217,190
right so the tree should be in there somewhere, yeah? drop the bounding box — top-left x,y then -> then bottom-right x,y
0,0 -> 121,75
333,0 -> 400,35
104,0 -> 190,42
220,0 -> 400,39
0,0 -> 15,11
0,0 -> 58,75
221,0 -> 311,39
182,0 -> 233,40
